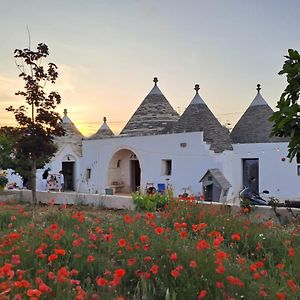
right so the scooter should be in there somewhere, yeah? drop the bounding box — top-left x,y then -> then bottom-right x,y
241,190 -> 300,208
240,189 -> 270,206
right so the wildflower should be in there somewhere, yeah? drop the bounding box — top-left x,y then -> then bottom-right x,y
288,247 -> 295,257
231,233 -> 241,241
198,290 -> 207,299
96,277 -> 107,286
179,230 -> 188,239
196,239 -> 210,251
48,254 -> 58,263
216,265 -> 225,274
114,269 -> 126,278
146,212 -> 155,220
287,279 -> 298,292
54,249 -> 66,256
27,289 -> 42,297
144,256 -> 152,262
118,239 -> 126,248
216,281 -> 224,289
259,290 -> 268,297
139,234 -> 149,243
171,269 -> 180,278
150,264 -> 159,275
11,255 -> 21,265
124,214 -> 134,224
127,257 -> 137,266
48,272 -> 56,280
38,282 -> 52,293
189,260 -> 197,268
253,272 -> 260,280
155,227 -> 165,235
277,263 -> 284,270
276,292 -> 286,299
87,255 -> 95,263
170,252 -> 178,261
57,267 -> 69,282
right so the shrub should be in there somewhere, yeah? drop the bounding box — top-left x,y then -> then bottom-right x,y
132,191 -> 170,211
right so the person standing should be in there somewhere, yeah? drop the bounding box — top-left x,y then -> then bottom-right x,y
59,170 -> 64,192
42,168 -> 50,191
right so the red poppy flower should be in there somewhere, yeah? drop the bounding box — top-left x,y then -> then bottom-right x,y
150,264 -> 159,275
287,279 -> 298,292
171,269 -> 180,278
87,255 -> 95,263
96,277 -> 107,286
189,260 -> 197,268
127,257 -> 137,266
118,239 -> 126,248
231,233 -> 241,241
170,252 -> 178,261
198,290 -> 207,299
276,292 -> 286,300
124,214 -> 134,224
140,235 -> 149,243
179,230 -> 188,239
27,289 -> 42,297
277,263 -> 284,270
114,268 -> 126,278
196,239 -> 210,250
155,227 -> 165,235
54,249 -> 66,256
216,265 -> 225,274
288,247 -> 295,257
48,254 -> 58,262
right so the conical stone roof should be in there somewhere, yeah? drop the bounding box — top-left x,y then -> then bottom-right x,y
120,77 -> 179,136
90,117 -> 114,139
230,84 -> 289,144
55,109 -> 83,155
172,84 -> 233,153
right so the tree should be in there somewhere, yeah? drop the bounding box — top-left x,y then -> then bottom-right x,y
270,49 -> 300,162
0,126 -> 54,188
6,43 -> 64,204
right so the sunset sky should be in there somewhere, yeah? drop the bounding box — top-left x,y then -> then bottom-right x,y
1,0 -> 300,136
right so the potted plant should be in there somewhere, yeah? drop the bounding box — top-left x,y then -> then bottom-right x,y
0,170 -> 8,191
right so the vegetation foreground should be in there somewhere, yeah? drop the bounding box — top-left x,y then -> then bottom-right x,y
0,200 -> 299,300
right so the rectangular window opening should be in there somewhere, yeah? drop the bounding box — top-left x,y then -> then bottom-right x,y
162,159 -> 172,176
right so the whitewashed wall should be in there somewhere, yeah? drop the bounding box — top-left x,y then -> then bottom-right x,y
80,132 -> 228,197
36,143 -> 81,191
232,143 -> 300,201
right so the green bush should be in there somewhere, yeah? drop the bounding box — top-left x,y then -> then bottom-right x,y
132,191 -> 170,211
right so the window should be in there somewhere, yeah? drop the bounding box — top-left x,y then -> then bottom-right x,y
162,159 -> 172,175
297,165 -> 300,176
86,168 -> 91,180
117,160 -> 121,168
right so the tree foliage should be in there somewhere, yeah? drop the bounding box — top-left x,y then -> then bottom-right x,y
6,43 -> 64,202
270,49 -> 300,162
0,126 -> 53,188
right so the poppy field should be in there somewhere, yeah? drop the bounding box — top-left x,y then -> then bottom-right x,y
0,199 -> 299,300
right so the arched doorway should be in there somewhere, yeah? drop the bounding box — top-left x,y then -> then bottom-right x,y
107,149 -> 141,194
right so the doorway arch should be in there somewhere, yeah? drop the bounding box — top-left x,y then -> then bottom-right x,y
107,149 -> 141,194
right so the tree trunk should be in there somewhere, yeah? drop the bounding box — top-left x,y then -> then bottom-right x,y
31,157 -> 37,205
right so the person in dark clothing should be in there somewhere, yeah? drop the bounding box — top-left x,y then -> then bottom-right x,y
42,168 -> 51,191
240,177 -> 267,205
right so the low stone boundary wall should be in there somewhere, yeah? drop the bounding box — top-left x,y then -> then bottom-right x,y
1,190 -> 299,225
0,190 -> 135,210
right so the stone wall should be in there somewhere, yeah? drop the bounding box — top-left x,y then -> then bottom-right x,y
0,190 -> 299,225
